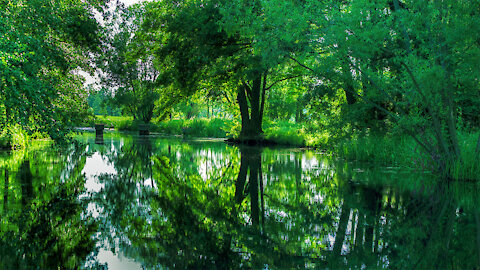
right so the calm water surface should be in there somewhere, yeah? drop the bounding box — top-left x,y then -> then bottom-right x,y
1,132 -> 479,269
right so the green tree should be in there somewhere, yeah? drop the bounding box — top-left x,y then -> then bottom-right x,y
138,0 -> 305,138
285,0 -> 480,175
0,0 -> 106,139
98,3 -> 159,123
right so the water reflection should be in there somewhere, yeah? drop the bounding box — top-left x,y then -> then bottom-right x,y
0,133 -> 479,269
0,142 -> 98,269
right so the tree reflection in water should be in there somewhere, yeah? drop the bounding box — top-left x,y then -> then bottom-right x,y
91,135 -> 480,269
1,134 -> 480,269
0,142 -> 99,269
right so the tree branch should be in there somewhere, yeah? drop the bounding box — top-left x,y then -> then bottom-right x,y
241,80 -> 252,101
265,75 -> 303,91
287,55 -> 315,73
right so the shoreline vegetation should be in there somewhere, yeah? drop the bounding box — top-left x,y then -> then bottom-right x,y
75,115 -> 480,181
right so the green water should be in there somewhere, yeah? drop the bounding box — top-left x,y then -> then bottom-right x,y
1,132 -> 479,269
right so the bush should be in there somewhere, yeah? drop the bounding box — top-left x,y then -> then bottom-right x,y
0,128 -> 11,149
0,125 -> 30,149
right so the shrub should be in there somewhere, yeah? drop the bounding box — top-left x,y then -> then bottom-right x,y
0,128 -> 11,149
5,125 -> 30,149
264,125 -> 306,147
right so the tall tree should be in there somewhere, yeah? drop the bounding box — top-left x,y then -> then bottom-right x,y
138,0 -> 306,138
293,0 -> 480,175
98,3 -> 159,123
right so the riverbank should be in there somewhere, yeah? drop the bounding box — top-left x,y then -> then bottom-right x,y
80,116 -> 480,181
83,116 -> 310,147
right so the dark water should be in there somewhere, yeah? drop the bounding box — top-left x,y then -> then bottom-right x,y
1,132 -> 480,269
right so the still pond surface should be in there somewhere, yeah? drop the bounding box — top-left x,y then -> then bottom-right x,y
1,132 -> 479,269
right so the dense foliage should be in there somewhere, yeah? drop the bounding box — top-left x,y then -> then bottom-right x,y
115,0 -> 480,178
0,0 -> 108,142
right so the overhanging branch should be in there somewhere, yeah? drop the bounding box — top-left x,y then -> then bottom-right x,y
265,75 -> 303,91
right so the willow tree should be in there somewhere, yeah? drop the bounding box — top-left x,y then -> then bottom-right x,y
299,0 -> 480,176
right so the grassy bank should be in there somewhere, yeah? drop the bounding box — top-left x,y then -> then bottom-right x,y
88,116 -> 233,138
89,115 -> 134,130
156,118 -> 231,138
84,116 -> 480,180
336,135 -> 418,166
88,116 -> 311,145
0,125 -> 50,150
337,132 -> 480,181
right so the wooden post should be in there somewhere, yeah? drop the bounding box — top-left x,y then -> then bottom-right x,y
95,124 -> 104,144
95,124 -> 105,136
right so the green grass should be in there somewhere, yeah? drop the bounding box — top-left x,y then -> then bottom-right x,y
262,120 -> 331,147
155,119 -> 184,135
94,115 -> 134,129
87,116 -> 232,138
336,132 -> 480,181
156,118 -> 232,138
447,132 -> 480,181
183,118 -> 229,138
264,125 -> 306,147
335,135 -> 419,166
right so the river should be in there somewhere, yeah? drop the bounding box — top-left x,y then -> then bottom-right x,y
0,132 -> 479,269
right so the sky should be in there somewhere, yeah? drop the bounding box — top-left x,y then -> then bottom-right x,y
82,0 -> 150,86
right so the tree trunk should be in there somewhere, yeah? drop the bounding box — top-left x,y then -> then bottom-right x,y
295,99 -> 303,123
259,71 -> 267,125
237,85 -> 251,137
249,76 -> 263,137
237,72 -> 266,139
342,64 -> 357,105
344,83 -> 357,105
